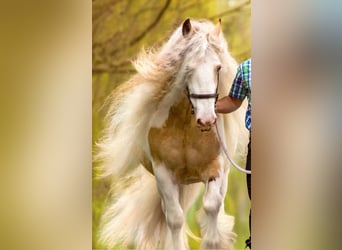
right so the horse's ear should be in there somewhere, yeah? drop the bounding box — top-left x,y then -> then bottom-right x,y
213,18 -> 222,37
182,18 -> 192,36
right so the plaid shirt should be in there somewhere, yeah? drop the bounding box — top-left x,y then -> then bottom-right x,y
229,59 -> 251,130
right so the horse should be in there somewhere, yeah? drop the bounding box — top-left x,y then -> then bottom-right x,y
95,18 -> 248,250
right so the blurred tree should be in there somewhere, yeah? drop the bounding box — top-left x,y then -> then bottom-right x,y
93,0 -> 250,138
92,1 -> 250,249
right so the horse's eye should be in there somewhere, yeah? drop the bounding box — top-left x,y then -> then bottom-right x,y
216,65 -> 222,72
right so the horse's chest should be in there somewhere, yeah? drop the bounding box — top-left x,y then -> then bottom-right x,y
148,125 -> 221,183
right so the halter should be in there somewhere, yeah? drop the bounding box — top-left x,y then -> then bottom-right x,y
187,88 -> 219,114
185,73 -> 252,174
187,72 -> 220,114
188,92 -> 219,100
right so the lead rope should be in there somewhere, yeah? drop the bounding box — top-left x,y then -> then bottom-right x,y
215,123 -> 252,174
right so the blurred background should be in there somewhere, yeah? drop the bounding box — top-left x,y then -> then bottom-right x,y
92,0 -> 251,249
3,0 -> 342,249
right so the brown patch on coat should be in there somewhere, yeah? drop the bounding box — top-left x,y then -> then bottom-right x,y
147,95 -> 221,184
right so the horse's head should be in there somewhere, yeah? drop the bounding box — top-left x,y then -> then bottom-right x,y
182,19 -> 223,131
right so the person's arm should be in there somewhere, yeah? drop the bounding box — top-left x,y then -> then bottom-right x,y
215,95 -> 243,114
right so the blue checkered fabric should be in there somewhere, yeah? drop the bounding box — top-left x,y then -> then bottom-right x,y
229,59 -> 251,130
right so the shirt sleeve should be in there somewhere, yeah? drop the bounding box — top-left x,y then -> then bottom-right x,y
229,64 -> 248,100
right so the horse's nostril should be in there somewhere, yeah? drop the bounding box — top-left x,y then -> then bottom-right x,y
197,118 -> 216,126
197,119 -> 204,125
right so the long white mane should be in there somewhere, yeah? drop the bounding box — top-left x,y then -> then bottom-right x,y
95,19 -> 248,178
96,19 -> 249,249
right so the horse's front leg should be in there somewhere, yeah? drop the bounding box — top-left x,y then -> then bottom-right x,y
199,157 -> 235,250
153,162 -> 187,250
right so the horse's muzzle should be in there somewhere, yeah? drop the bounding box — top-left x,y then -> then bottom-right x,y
197,118 -> 216,132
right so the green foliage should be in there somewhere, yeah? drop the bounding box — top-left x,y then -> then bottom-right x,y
93,0 -> 251,249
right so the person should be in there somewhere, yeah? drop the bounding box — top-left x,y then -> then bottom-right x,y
215,58 -> 251,249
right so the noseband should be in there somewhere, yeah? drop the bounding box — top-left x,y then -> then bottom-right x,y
186,72 -> 220,114
188,92 -> 219,100
187,89 -> 219,114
